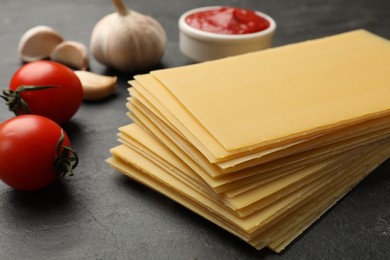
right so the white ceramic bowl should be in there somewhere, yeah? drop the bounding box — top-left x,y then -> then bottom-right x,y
179,6 -> 277,62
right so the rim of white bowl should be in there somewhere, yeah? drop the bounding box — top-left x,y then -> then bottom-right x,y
179,6 -> 277,42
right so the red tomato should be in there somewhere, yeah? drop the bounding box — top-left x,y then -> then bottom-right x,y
7,60 -> 83,125
0,115 -> 78,191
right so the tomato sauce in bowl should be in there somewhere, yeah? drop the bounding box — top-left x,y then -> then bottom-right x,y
185,7 -> 270,35
179,6 -> 276,62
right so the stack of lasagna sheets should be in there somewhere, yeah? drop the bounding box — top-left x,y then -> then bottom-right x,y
107,29 -> 390,252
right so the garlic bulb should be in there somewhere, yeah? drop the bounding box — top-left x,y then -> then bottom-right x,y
90,0 -> 167,72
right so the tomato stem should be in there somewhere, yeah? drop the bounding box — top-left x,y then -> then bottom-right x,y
54,129 -> 79,178
0,85 -> 57,115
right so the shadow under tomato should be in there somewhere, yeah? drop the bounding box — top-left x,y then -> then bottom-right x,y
60,119 -> 87,151
0,180 -> 84,243
5,180 -> 73,211
2,180 -> 81,227
61,119 -> 81,137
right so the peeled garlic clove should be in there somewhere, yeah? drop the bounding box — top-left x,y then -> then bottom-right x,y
18,25 -> 64,62
90,0 -> 167,72
74,70 -> 117,101
50,41 -> 89,70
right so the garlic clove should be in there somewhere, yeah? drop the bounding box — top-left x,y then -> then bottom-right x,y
50,41 -> 89,70
74,70 -> 117,101
18,25 -> 64,62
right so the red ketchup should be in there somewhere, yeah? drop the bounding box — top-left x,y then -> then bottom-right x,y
185,7 -> 270,35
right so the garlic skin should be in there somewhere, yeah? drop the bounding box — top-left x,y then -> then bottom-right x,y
18,25 -> 64,62
50,41 -> 89,70
90,0 -> 167,72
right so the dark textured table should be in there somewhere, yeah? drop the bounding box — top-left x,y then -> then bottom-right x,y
1,1 -> 390,259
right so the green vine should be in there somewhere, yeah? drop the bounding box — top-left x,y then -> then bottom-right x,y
0,85 -> 56,114
54,129 -> 79,178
